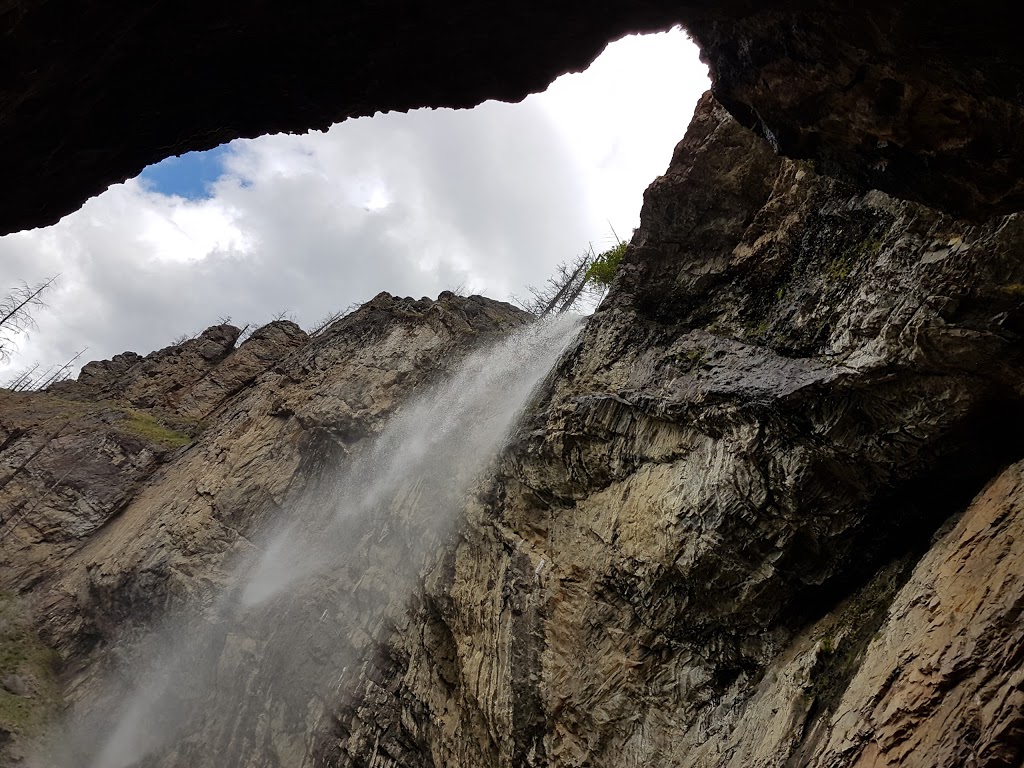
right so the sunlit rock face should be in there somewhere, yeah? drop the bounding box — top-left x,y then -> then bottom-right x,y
3,1 -> 1023,233
50,321 -> 309,423
307,95 -> 1024,767
0,321 -> 306,592
0,293 -> 534,765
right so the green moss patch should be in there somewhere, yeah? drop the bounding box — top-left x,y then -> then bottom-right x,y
999,283 -> 1024,297
120,410 -> 192,448
0,592 -> 61,739
822,236 -> 883,284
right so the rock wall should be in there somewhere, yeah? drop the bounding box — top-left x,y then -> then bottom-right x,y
1,318 -> 308,593
687,1 -> 1024,219
307,95 -> 1024,767
0,293 -> 530,764
4,87 -> 1024,768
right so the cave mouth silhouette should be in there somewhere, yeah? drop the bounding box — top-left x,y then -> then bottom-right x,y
6,3 -> 1024,234
1,3 -> 691,236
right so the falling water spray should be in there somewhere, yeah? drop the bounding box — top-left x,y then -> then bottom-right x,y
49,313 -> 582,768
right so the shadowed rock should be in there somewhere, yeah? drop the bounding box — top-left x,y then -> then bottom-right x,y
4,1 -> 1024,233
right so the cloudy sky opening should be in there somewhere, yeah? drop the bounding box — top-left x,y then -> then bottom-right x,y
0,28 -> 709,380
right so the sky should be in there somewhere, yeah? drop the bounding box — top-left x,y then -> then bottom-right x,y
0,29 -> 708,382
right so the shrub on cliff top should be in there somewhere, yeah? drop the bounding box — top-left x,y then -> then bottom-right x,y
585,240 -> 628,289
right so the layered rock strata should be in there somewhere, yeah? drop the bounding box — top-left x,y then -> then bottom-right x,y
0,293 -> 529,765
309,95 -> 1024,767
688,0 -> 1024,219
3,92 -> 1024,767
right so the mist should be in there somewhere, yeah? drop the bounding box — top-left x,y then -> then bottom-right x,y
46,315 -> 582,768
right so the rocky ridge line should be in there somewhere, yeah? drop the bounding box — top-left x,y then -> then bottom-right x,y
0,292 -> 529,764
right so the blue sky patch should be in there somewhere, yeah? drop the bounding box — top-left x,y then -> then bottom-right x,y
138,144 -> 231,200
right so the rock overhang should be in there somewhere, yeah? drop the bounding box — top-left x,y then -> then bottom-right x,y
2,0 -> 1022,236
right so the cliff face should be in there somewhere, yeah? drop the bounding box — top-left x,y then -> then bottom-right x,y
296,94 -> 1024,768
0,293 -> 532,764
4,90 -> 1023,767
687,1 -> 1024,220
0,320 -> 308,592
5,0 -> 1024,762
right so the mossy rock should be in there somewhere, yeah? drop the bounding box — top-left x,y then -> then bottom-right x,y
119,409 -> 192,448
802,556 -> 915,724
0,592 -> 62,741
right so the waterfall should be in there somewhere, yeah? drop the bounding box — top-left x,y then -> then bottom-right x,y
51,313 -> 582,768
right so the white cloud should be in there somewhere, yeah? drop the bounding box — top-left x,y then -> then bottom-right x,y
0,28 -> 708,381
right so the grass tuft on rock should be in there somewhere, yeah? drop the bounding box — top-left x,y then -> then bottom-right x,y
121,410 -> 192,447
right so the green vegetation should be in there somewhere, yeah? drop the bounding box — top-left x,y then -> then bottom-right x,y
742,317 -> 772,340
585,240 -> 629,289
1000,283 -> 1024,297
824,236 -> 883,283
823,254 -> 853,282
0,592 -> 61,737
683,346 -> 707,369
514,232 -> 630,316
121,410 -> 192,447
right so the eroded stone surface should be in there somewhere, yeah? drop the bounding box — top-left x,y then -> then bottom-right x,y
688,1 -> 1024,219
0,292 -> 531,765
51,320 -> 308,426
306,95 -> 1024,768
813,463 -> 1024,768
5,94 -> 1024,767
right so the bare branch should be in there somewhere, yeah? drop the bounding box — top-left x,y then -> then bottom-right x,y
515,251 -> 594,317
308,309 -> 347,338
0,275 -> 59,363
38,347 -> 88,390
4,363 -> 40,392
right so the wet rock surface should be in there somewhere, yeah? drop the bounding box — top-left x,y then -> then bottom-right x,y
308,95 -> 1024,767
4,89 -> 1024,768
811,461 -> 1024,768
688,1 -> 1024,220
